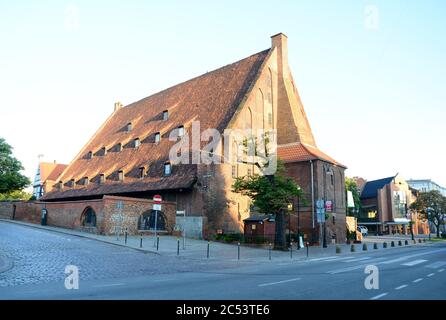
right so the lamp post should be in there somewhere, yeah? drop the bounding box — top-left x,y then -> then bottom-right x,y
287,203 -> 292,247
297,195 -> 301,250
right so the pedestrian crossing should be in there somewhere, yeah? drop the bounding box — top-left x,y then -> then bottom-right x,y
323,249 -> 446,274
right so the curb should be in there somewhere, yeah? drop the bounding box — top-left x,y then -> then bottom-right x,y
0,219 -> 159,256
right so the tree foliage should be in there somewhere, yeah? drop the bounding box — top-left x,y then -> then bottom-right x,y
345,177 -> 361,215
0,138 -> 30,195
232,161 -> 306,250
410,190 -> 446,238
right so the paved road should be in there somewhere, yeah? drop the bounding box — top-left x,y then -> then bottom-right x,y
1,221 -> 445,300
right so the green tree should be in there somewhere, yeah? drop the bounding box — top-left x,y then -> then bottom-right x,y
410,190 -> 446,238
232,161 -> 305,250
0,138 -> 30,195
0,190 -> 33,201
345,177 -> 361,216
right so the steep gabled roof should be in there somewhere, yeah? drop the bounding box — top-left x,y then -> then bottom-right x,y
38,163 -> 68,183
360,176 -> 396,199
277,142 -> 346,168
42,49 -> 270,201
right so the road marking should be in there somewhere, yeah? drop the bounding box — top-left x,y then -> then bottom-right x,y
326,258 -> 387,274
92,283 -> 125,288
425,261 -> 446,269
413,278 -> 423,283
382,249 -> 446,265
344,257 -> 371,263
153,279 -> 174,282
370,293 -> 388,300
395,284 -> 408,290
401,259 -> 427,266
438,269 -> 445,272
427,273 -> 435,277
258,278 -> 301,287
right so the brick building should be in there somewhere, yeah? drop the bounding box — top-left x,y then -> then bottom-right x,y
32,162 -> 67,199
359,174 -> 429,235
34,33 -> 346,242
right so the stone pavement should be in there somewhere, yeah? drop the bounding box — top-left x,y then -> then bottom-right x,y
0,219 -> 433,264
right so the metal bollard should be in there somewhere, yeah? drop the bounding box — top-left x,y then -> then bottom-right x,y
336,246 -> 341,254
290,241 -> 293,259
237,242 -> 240,260
418,239 -> 422,244
405,240 -> 408,246
391,241 -> 395,247
383,242 -> 387,248
398,240 -> 402,246
207,241 -> 210,259
156,236 -> 160,251
269,243 -> 272,260
351,244 -> 356,252
373,243 -> 378,250
362,243 -> 368,251
177,238 -> 180,256
140,234 -> 143,248
124,231 -> 128,244
306,242 -> 309,257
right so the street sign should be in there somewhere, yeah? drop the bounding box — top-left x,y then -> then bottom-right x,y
176,210 -> 185,216
317,208 -> 326,223
153,204 -> 162,211
153,195 -> 162,204
325,200 -> 333,212
316,199 -> 324,209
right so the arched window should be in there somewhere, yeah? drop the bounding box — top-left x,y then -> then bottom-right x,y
138,210 -> 167,231
81,207 -> 97,227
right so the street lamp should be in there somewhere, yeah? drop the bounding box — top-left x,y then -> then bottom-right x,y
297,195 -> 301,250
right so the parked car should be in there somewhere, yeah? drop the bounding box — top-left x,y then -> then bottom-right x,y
357,225 -> 368,236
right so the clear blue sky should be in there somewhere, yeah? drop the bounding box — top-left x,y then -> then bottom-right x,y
1,0 -> 445,187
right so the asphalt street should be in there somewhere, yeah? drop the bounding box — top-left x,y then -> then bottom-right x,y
1,222 -> 445,300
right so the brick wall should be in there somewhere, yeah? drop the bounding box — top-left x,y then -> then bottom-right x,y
0,202 -> 14,219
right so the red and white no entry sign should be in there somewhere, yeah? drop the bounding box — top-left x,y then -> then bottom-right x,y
153,195 -> 162,204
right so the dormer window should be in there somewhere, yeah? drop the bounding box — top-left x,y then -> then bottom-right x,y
126,122 -> 132,132
163,110 -> 169,121
99,174 -> 105,184
134,138 -> 140,148
115,143 -> 122,152
164,162 -> 171,176
178,125 -> 184,137
101,147 -> 107,156
118,170 -> 124,182
69,179 -> 75,188
87,151 -> 93,159
58,181 -> 64,189
155,132 -> 161,143
82,177 -> 89,186
139,167 -> 146,179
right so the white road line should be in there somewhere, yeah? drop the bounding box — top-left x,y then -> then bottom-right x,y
425,261 -> 446,269
258,278 -> 301,287
344,257 -> 371,263
413,278 -> 423,283
438,269 -> 445,272
327,258 -> 387,274
92,283 -> 125,288
427,273 -> 435,277
395,284 -> 408,290
381,249 -> 446,265
370,293 -> 388,300
401,259 -> 428,267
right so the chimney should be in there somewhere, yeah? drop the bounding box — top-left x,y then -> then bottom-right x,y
271,33 -> 288,73
114,101 -> 123,112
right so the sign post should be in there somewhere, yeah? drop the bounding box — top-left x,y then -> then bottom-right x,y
316,199 -> 325,247
153,195 -> 162,247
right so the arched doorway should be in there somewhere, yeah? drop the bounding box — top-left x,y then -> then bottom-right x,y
138,210 -> 167,231
81,207 -> 97,227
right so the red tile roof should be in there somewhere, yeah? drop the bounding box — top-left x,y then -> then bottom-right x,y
39,163 -> 68,182
277,143 -> 346,168
42,49 -> 270,200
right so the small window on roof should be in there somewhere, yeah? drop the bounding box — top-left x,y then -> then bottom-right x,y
164,162 -> 171,176
139,167 -> 146,179
155,132 -> 161,143
134,138 -> 141,148
99,174 -> 105,184
69,179 -> 75,188
163,110 -> 169,121
82,177 -> 89,186
126,122 -> 132,132
118,170 -> 124,182
101,147 -> 107,156
87,151 -> 93,159
178,125 -> 184,137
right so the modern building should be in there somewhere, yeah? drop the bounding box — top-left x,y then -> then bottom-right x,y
358,174 -> 429,235
407,179 -> 446,196
36,33 -> 345,242
32,162 -> 67,199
